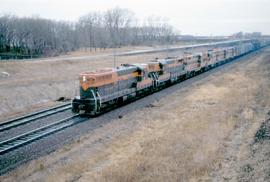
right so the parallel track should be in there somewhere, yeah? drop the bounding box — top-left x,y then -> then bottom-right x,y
0,103 -> 71,132
0,114 -> 86,155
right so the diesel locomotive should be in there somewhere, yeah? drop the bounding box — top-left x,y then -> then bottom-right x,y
72,39 -> 269,115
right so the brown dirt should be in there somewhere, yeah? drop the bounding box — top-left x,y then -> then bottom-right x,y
1,48 -> 270,181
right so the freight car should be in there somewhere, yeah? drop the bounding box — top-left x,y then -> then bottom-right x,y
72,40 -> 269,114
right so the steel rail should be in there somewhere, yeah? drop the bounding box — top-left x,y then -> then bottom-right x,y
0,103 -> 71,132
0,114 -> 84,155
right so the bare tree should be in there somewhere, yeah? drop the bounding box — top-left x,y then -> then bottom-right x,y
104,8 -> 135,48
0,8 -> 177,59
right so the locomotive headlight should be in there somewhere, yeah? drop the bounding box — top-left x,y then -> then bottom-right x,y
82,76 -> 86,82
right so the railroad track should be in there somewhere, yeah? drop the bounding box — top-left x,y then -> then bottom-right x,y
0,114 -> 87,155
0,103 -> 71,132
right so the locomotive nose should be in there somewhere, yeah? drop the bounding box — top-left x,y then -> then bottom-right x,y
81,83 -> 89,91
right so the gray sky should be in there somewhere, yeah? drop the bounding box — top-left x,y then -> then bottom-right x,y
0,0 -> 269,36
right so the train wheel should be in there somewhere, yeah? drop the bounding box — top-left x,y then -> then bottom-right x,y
71,103 -> 79,113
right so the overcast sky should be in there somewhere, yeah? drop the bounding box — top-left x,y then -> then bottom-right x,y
0,0 -> 269,36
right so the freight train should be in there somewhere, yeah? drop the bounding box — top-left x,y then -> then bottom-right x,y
72,39 -> 270,114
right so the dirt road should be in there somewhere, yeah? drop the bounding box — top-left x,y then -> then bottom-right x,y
1,48 -> 269,181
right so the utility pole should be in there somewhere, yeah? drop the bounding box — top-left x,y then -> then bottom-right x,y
113,47 -> 116,68
166,35 -> 169,58
113,32 -> 117,68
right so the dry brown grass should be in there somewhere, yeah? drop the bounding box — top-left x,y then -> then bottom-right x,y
83,74 -> 253,181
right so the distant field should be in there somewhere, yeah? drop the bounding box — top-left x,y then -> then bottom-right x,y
66,40 -> 217,56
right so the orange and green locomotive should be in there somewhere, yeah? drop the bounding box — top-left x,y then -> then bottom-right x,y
72,40 -> 266,114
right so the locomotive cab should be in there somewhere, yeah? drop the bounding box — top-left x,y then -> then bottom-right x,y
72,69 -> 118,114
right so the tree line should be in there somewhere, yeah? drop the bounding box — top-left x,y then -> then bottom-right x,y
0,8 -> 177,58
